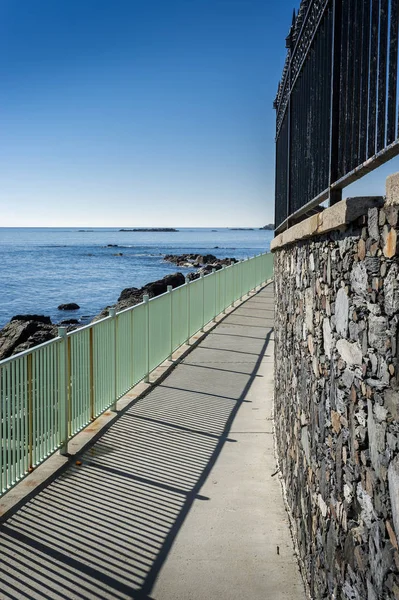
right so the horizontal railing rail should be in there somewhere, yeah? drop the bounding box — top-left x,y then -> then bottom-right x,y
0,252 -> 274,497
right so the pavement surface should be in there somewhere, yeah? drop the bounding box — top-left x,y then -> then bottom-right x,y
0,284 -> 306,600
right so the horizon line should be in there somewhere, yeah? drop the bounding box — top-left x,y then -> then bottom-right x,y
0,225 -> 274,229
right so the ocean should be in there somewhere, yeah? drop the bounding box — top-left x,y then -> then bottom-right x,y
0,227 -> 273,328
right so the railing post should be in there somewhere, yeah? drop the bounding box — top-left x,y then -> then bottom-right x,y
144,295 -> 150,383
185,276 -> 190,345
232,263 -> 236,307
167,285 -> 173,360
27,353 -> 34,470
262,253 -> 265,285
212,268 -> 217,321
109,308 -> 117,411
222,266 -> 226,314
201,272 -> 205,332
89,327 -> 95,421
58,327 -> 69,456
240,261 -> 243,302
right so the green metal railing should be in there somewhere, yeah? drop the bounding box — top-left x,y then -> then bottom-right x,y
0,252 -> 274,496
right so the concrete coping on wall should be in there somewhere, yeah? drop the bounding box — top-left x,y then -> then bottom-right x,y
271,196 -> 384,252
386,171 -> 399,206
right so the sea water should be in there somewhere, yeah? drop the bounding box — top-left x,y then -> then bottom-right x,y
0,227 -> 273,327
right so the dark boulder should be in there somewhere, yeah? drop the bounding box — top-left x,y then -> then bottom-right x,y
118,287 -> 140,302
187,272 -> 200,281
201,254 -> 217,264
164,253 -> 236,268
58,303 -> 80,311
59,318 -> 79,325
0,318 -> 57,360
96,272 -> 186,320
145,273 -> 185,298
13,326 -> 56,355
164,253 -> 198,267
0,320 -> 37,359
200,264 -> 223,275
11,314 -> 52,325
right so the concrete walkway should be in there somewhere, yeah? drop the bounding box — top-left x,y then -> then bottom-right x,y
0,284 -> 305,600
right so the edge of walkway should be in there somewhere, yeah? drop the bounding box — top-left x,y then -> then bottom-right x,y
0,280 -> 274,524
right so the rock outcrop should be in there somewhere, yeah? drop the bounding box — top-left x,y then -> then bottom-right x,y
1,253 -> 238,359
57,303 -> 80,310
11,314 -> 52,325
259,224 -> 274,230
94,272 -> 186,320
164,253 -> 237,268
0,317 -> 57,360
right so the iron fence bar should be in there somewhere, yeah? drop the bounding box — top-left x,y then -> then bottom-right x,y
329,0 -> 342,204
378,0 -> 389,153
388,0 -> 399,145
368,0 -> 379,159
359,0 -> 371,163
350,0 -> 361,171
287,56 -> 292,225
345,0 -> 355,173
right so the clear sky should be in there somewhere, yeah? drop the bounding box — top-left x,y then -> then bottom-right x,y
1,0 -> 398,228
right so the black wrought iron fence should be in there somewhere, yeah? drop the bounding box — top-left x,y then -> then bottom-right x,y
275,0 -> 399,232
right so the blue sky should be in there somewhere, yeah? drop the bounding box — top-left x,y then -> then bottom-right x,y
0,0 -> 398,227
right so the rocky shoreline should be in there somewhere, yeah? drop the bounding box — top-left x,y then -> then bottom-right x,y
164,253 -> 236,272
0,253 -> 237,360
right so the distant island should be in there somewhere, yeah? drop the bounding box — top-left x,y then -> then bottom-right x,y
228,225 -> 275,231
119,228 -> 178,232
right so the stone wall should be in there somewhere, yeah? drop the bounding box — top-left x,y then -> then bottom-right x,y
273,194 -> 399,599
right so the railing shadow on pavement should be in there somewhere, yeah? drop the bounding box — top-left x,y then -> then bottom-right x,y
0,294 -> 274,600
